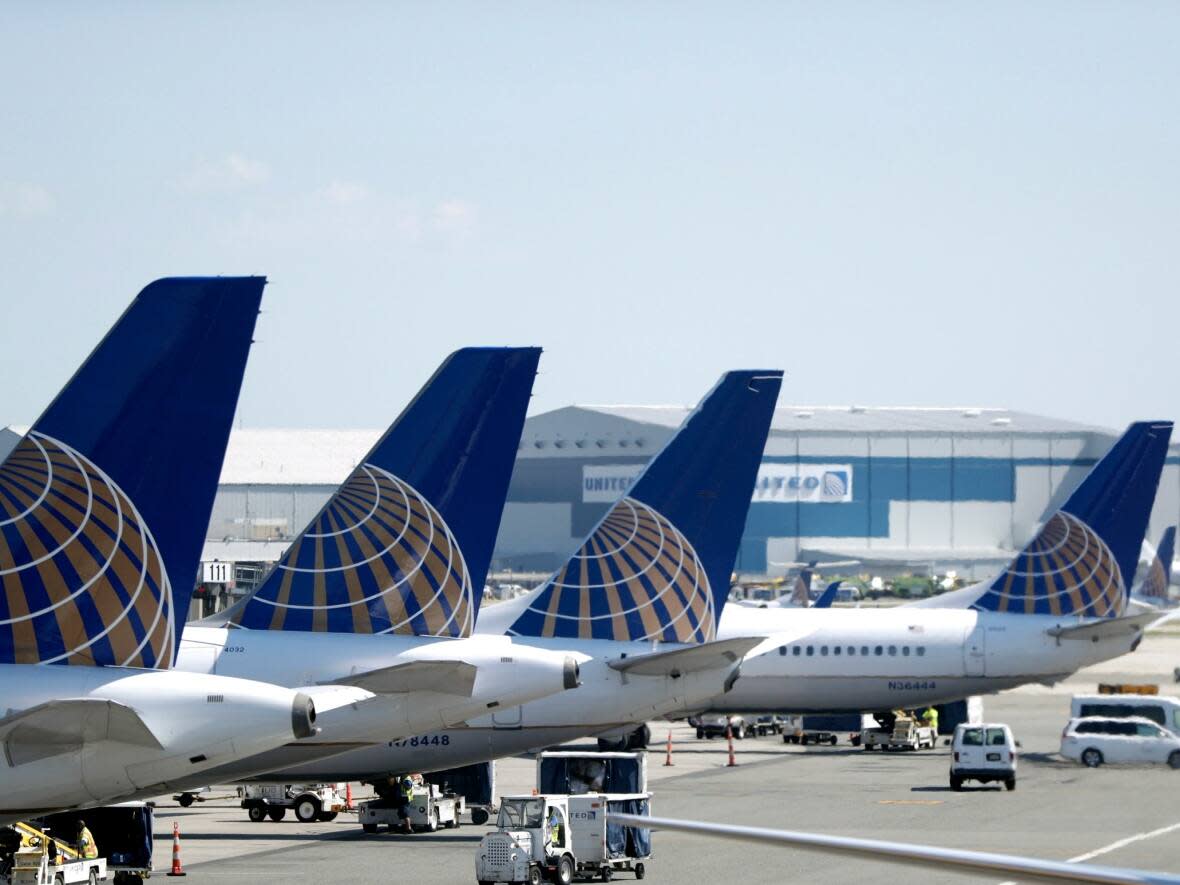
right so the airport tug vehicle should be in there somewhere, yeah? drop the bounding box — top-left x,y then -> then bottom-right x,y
475,751 -> 651,883
360,782 -> 465,833
239,783 -> 348,823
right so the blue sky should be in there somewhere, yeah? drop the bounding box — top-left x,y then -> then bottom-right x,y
2,3 -> 1177,429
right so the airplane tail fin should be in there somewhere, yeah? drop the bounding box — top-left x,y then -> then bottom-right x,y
812,580 -> 842,609
231,347 -> 540,637
506,370 -> 782,642
786,567 -> 815,607
973,421 -> 1173,619
0,277 -> 263,667
1143,526 -> 1177,600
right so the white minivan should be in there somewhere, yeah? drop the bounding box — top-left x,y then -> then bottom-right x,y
950,723 -> 1017,791
1060,716 -> 1180,768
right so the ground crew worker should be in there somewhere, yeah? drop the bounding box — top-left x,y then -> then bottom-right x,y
547,808 -> 561,847
396,777 -> 415,833
921,706 -> 939,734
76,820 -> 98,859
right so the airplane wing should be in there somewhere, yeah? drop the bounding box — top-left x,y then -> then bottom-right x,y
812,580 -> 843,609
0,698 -> 163,766
329,660 -> 478,696
607,637 -> 763,677
1047,611 -> 1161,641
605,812 -> 1180,885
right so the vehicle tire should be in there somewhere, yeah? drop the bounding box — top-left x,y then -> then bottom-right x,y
1005,777 -> 1016,791
427,810 -> 439,832
528,865 -> 542,885
1169,751 -> 1180,770
850,735 -> 861,747
295,797 -> 321,822
267,807 -> 286,822
556,854 -> 574,885
362,823 -> 378,834
800,735 -> 809,746
317,812 -> 338,822
178,793 -> 195,808
600,865 -> 613,881
696,728 -> 704,740
248,804 -> 266,822
445,815 -> 458,829
829,736 -> 838,746
1082,748 -> 1104,768
472,807 -> 490,826
950,775 -> 962,791
54,875 -> 64,885
635,862 -> 646,880
89,870 -> 98,885
735,725 -> 745,740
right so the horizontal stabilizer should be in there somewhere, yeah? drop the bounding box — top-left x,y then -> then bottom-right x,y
608,637 -> 763,677
0,698 -> 162,766
1046,611 -> 1160,641
329,660 -> 478,696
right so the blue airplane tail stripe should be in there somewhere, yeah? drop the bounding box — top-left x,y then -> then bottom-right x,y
975,421 -> 1172,619
0,277 -> 263,666
508,370 -> 782,643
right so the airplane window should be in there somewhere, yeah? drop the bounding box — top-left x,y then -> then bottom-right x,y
916,647 -> 926,657
779,646 -> 787,656
902,646 -> 910,656
847,646 -> 856,655
887,645 -> 897,656
834,646 -> 842,656
792,646 -> 802,657
820,646 -> 829,656
861,646 -> 870,656
874,646 -> 883,656
806,646 -> 814,656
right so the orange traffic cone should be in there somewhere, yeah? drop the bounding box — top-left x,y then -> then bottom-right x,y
345,782 -> 354,811
726,723 -> 737,767
167,820 -> 186,877
663,729 -> 674,767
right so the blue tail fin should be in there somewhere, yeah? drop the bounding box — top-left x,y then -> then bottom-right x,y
231,348 -> 540,637
974,421 -> 1173,618
1143,526 -> 1176,599
0,277 -> 263,667
813,580 -> 842,609
506,370 -> 782,643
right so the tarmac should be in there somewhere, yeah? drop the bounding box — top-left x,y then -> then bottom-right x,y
149,630 -> 1180,883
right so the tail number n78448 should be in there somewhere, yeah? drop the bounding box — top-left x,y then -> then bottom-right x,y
388,734 -> 451,749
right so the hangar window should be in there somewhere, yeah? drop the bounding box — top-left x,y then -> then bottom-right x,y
874,646 -> 883,656
888,645 -> 897,656
792,646 -> 801,657
806,645 -> 815,656
916,647 -> 926,657
820,646 -> 829,656
902,646 -> 910,656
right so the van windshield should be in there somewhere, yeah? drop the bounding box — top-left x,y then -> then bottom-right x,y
960,728 -> 983,746
497,798 -> 545,830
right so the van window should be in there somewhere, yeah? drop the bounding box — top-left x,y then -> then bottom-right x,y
1136,723 -> 1163,738
1078,702 -> 1167,727
960,728 -> 983,746
986,728 -> 1006,746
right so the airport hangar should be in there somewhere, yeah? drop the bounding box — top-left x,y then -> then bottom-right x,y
4,407 -> 1178,616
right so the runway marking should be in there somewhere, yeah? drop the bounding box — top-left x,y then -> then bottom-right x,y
876,800 -> 943,806
996,820 -> 1180,884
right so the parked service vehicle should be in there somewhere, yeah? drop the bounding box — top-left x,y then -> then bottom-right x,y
25,804 -> 154,884
1070,694 -> 1180,736
239,783 -> 347,823
750,715 -> 784,737
784,714 -> 864,746
1061,716 -> 1180,768
950,723 -> 1017,790
360,783 -> 465,833
1,822 -> 106,885
887,714 -> 937,751
696,714 -> 746,739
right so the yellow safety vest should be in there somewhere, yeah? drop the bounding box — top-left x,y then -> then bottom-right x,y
79,827 -> 98,859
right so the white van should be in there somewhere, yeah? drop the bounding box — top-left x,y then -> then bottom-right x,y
1070,694 -> 1180,735
1061,716 -> 1180,768
950,723 -> 1017,791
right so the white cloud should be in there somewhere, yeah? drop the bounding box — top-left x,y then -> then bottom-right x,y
431,199 -> 477,233
181,153 -> 271,192
0,182 -> 56,217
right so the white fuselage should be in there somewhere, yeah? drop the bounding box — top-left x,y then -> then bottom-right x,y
0,664 -> 314,821
710,604 -> 1142,713
165,627 -> 580,787
228,634 -> 751,783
